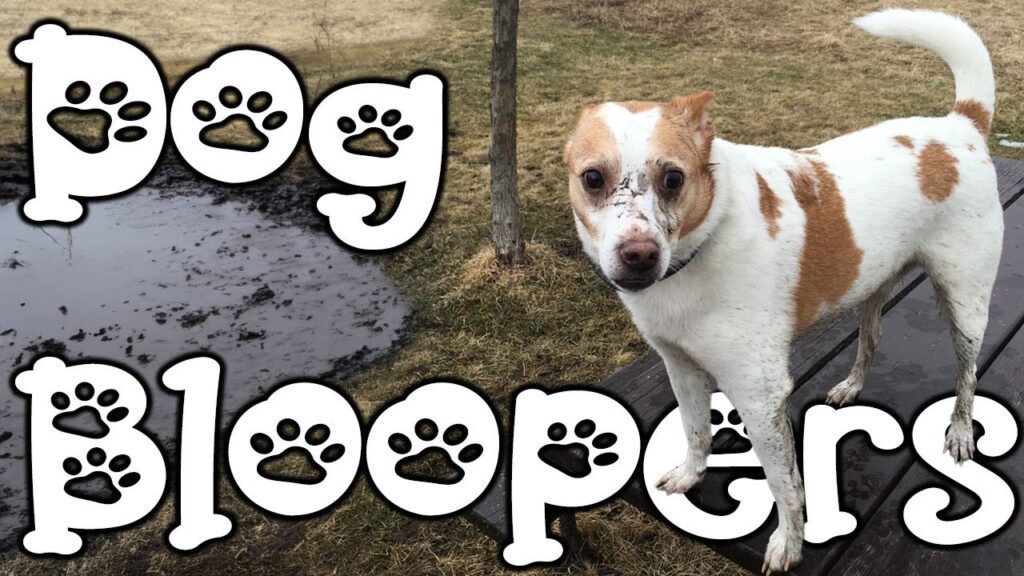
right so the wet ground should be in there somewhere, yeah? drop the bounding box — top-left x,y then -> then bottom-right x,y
0,158 -> 410,547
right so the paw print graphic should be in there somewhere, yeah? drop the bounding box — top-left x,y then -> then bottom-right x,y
227,382 -> 362,516
337,105 -> 414,158
170,49 -> 305,184
365,382 -> 500,516
62,447 -> 140,504
249,418 -> 346,485
192,86 -> 288,152
51,381 -> 130,439
47,80 -> 151,154
538,419 -> 619,478
708,392 -> 758,467
388,419 -> 484,485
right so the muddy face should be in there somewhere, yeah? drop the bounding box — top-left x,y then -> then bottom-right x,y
564,93 -> 716,291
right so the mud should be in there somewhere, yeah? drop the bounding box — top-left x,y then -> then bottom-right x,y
0,157 -> 410,547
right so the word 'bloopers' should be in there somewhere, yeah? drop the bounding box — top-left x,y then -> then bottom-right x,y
13,356 -> 1018,564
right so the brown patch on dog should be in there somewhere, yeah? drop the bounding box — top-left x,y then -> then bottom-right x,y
652,92 -> 716,239
917,141 -> 959,203
967,143 -> 976,152
564,105 -> 620,238
893,135 -> 914,149
952,99 -> 991,135
618,100 -> 661,114
797,148 -> 819,156
756,173 -> 782,239
788,159 -> 864,331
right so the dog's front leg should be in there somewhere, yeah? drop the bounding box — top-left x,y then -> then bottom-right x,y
722,365 -> 804,575
654,347 -> 713,494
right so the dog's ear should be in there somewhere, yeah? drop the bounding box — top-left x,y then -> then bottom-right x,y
564,103 -> 598,164
670,91 -> 715,139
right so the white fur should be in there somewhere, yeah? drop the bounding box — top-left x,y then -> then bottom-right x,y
570,10 -> 1003,574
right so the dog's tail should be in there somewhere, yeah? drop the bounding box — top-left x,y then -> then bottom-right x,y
855,9 -> 994,134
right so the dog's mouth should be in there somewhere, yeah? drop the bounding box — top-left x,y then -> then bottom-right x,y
613,276 -> 658,292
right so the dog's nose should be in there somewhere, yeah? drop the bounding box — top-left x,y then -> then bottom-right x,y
618,240 -> 659,272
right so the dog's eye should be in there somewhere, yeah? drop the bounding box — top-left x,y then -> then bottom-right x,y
662,170 -> 684,190
582,170 -> 604,190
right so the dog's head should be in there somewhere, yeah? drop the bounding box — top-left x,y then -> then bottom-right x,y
564,93 -> 717,292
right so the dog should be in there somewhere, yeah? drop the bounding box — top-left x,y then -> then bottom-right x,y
563,9 -> 1002,573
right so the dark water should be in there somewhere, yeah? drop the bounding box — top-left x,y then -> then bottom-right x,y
0,177 -> 409,547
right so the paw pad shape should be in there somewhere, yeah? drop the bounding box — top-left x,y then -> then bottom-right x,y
193,86 -> 288,152
250,418 -> 346,485
338,105 -> 413,158
47,80 -> 150,153
709,393 -> 754,459
51,381 -> 129,439
63,447 -> 139,504
538,419 -> 619,478
389,419 -> 483,485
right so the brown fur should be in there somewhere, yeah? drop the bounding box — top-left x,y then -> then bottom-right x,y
788,159 -> 864,331
917,141 -> 959,203
564,105 -> 620,238
894,135 -> 914,149
952,99 -> 991,135
657,92 -> 716,239
756,172 -> 782,239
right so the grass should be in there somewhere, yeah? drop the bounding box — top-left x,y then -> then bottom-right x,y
1,0 -> 1022,574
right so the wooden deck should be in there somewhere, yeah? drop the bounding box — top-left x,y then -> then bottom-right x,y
467,157 -> 1024,574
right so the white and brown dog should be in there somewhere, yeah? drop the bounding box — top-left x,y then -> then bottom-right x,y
564,9 -> 1002,574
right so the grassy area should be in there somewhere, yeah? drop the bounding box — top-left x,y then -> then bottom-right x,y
1,0 -> 1022,574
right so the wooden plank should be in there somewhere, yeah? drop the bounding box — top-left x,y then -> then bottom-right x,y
464,158 -> 1024,549
995,157 -> 1024,206
827,322 -> 1024,575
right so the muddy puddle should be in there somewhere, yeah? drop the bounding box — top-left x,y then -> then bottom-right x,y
0,166 -> 410,547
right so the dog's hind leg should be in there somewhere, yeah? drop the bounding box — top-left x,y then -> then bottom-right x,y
826,279 -> 893,407
655,346 -> 714,494
923,217 -> 1001,463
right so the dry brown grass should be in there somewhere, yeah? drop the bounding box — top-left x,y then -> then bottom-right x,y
1,0 -> 1022,574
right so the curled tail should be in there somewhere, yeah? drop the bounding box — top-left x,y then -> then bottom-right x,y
855,9 -> 994,134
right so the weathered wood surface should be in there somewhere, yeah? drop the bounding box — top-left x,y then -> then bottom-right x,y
465,157 -> 1024,574
828,324 -> 1024,575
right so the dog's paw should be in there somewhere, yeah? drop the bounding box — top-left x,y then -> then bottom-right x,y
825,378 -> 862,407
944,419 -> 975,464
762,526 -> 802,575
655,462 -> 706,494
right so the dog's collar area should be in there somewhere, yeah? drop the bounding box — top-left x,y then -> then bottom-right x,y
660,244 -> 702,282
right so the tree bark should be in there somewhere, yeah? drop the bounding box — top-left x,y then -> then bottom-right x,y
490,0 -> 527,265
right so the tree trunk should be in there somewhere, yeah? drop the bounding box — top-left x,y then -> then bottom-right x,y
489,0 -> 527,265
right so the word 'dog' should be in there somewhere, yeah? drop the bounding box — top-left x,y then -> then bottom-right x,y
12,22 -> 445,251
13,356 -> 1019,563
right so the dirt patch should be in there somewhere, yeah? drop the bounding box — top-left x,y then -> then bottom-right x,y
0,157 -> 410,548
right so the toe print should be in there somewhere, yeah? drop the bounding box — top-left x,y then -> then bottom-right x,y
337,106 -> 413,158
251,419 -> 346,485
538,420 -> 619,478
194,87 -> 289,152
51,382 -> 130,438
709,405 -> 752,455
392,421 -> 484,485
46,80 -> 151,153
63,447 -> 139,504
